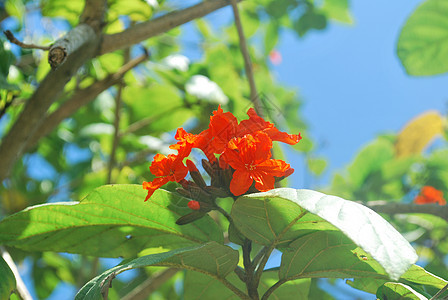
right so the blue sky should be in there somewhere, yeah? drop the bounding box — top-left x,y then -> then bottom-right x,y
273,0 -> 448,188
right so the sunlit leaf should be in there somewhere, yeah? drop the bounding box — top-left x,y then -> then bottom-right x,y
397,0 -> 448,76
76,242 -> 238,300
0,185 -> 223,257
232,188 -> 418,280
321,0 -> 353,24
395,111 -> 444,157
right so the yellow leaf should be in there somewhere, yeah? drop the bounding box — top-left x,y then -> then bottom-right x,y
395,111 -> 444,157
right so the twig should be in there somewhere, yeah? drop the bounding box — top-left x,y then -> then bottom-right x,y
1,246 -> 33,300
107,48 -> 130,184
118,104 -> 183,137
100,0 -> 241,55
121,268 -> 179,300
229,0 -> 263,117
3,30 -> 50,51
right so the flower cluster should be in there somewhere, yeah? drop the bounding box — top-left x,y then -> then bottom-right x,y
414,186 -> 446,205
143,106 -> 301,208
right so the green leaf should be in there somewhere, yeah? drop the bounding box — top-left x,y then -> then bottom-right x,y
401,264 -> 448,289
347,138 -> 394,189
280,231 -> 388,280
397,0 -> 448,76
264,21 -> 280,54
108,0 -> 152,22
41,0 -> 84,25
307,157 -> 327,176
184,269 -> 311,299
184,271 -> 243,300
347,264 -> 448,295
377,282 -> 428,300
321,0 -> 353,24
232,188 -> 418,280
0,254 -> 16,299
0,185 -> 223,257
76,242 -> 238,300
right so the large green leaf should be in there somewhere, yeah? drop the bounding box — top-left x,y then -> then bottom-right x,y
232,188 -> 418,280
397,0 -> 448,76
184,269 -> 311,300
377,282 -> 428,300
76,242 -> 238,300
0,185 -> 223,257
0,254 -> 16,299
279,231 -> 388,280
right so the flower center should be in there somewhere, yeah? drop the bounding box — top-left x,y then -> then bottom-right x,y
245,164 -> 256,171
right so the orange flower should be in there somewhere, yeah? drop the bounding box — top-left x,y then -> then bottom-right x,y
171,128 -> 214,162
414,186 -> 446,205
238,108 -> 302,145
221,131 -> 292,196
143,154 -> 188,201
209,105 -> 239,154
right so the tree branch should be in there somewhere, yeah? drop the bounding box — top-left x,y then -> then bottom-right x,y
230,0 -> 263,117
365,201 -> 448,222
3,30 -> 51,51
25,52 -> 148,151
99,0 -> 238,55
106,47 -> 130,184
48,24 -> 95,69
0,0 -> 107,183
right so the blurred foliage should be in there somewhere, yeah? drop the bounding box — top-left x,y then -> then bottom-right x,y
328,111 -> 448,296
397,0 -> 448,76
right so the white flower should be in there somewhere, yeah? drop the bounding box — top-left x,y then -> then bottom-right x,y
163,54 -> 190,72
145,0 -> 159,8
186,75 -> 228,105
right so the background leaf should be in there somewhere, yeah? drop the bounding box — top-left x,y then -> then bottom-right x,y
395,111 -> 444,158
397,0 -> 448,76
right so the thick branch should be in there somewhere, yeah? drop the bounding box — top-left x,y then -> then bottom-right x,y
48,24 -> 96,69
100,0 -> 237,55
25,52 -> 148,151
0,0 -> 106,183
366,201 -> 448,222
